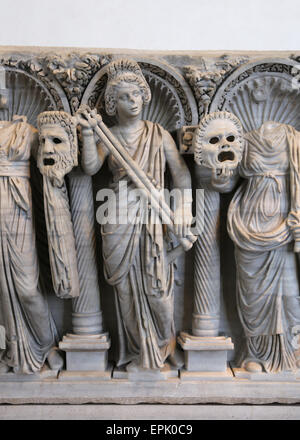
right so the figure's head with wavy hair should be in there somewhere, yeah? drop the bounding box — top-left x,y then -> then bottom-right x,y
104,59 -> 151,116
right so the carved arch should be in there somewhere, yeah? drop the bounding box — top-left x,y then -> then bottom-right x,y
81,58 -> 198,132
0,64 -> 71,314
209,58 -> 300,131
0,66 -> 70,126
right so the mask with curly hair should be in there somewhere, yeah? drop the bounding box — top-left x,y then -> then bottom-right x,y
193,111 -> 244,175
37,111 -> 78,186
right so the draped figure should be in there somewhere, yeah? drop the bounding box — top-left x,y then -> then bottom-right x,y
79,59 -> 193,371
227,121 -> 300,373
103,121 -> 175,369
0,116 -> 61,374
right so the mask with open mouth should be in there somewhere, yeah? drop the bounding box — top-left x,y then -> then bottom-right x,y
37,111 -> 78,186
36,111 -> 80,300
193,111 -> 244,176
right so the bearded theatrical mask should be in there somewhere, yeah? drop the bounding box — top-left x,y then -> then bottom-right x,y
193,112 -> 244,175
37,121 -> 78,186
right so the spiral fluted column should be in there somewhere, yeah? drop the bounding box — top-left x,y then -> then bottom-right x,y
193,187 -> 221,336
68,169 -> 104,335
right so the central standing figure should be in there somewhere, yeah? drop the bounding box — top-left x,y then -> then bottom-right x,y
79,59 -> 193,372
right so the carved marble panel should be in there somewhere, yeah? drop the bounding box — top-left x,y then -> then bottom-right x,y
0,48 -> 299,404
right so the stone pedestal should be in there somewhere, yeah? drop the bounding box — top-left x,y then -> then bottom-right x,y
178,332 -> 234,373
59,333 -> 111,372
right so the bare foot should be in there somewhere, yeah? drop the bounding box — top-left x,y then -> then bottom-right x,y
47,347 -> 64,371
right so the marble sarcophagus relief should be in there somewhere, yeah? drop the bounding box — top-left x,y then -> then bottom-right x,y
0,47 -> 300,404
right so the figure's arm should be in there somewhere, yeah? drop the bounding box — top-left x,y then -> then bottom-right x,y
164,131 -> 192,189
163,130 -> 193,237
80,127 -> 108,176
77,106 -> 109,176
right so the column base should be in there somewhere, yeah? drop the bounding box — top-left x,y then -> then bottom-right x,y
59,333 -> 111,372
178,332 -> 234,372
192,314 -> 219,337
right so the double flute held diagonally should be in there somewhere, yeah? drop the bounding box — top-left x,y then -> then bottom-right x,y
76,105 -> 197,252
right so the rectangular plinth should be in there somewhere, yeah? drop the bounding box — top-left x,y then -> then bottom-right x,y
59,334 -> 111,372
178,333 -> 234,372
65,351 -> 108,372
185,350 -> 228,372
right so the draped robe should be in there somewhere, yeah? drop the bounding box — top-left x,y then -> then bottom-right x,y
101,121 -> 175,369
227,122 -> 300,372
0,117 -> 57,374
